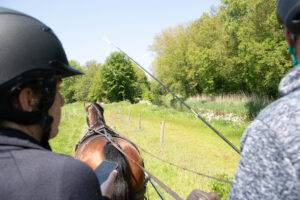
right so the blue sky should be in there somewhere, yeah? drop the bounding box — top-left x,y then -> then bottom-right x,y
1,0 -> 220,70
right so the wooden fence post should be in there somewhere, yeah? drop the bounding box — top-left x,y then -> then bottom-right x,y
160,121 -> 165,145
64,109 -> 69,120
138,113 -> 142,130
128,110 -> 131,122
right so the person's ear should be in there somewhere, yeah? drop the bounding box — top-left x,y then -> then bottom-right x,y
18,87 -> 38,112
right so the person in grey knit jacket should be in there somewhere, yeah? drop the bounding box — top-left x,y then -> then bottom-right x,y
229,0 -> 300,199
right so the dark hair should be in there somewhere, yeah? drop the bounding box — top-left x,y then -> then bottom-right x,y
0,80 -> 43,123
8,79 -> 46,112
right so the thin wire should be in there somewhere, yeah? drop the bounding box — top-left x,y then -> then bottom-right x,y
146,174 -> 165,200
105,38 -> 240,155
140,147 -> 232,184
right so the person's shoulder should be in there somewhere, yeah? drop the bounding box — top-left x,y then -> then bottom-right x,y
59,153 -> 95,178
10,149 -> 101,199
46,152 -> 101,199
256,90 -> 300,131
49,151 -> 83,166
19,149 -> 97,181
20,149 -> 87,169
40,151 -> 96,177
241,90 -> 300,148
259,89 -> 300,118
53,152 -> 98,183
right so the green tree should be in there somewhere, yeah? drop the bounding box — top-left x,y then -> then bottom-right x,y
101,52 -> 141,103
60,60 -> 83,103
133,64 -> 151,100
150,0 -> 290,98
87,66 -> 104,102
73,60 -> 101,102
150,25 -> 193,98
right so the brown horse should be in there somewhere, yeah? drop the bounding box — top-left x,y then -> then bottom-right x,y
75,103 -> 146,200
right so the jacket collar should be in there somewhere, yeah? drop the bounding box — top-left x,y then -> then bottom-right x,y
279,65 -> 300,96
0,128 -> 50,150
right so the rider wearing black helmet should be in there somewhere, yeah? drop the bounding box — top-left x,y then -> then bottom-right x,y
230,0 -> 300,199
0,7 -> 116,200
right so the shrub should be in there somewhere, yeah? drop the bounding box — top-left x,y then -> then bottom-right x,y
209,173 -> 231,200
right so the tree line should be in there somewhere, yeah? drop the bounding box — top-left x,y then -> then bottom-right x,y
61,52 -> 150,104
62,0 -> 291,105
151,0 -> 291,98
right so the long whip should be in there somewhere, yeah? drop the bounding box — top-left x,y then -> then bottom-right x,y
104,37 -> 240,155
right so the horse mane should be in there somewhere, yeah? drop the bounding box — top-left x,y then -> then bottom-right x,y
104,142 -> 134,200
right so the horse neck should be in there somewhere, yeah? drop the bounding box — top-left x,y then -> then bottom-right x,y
92,117 -> 105,129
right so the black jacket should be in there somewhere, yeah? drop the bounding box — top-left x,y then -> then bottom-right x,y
0,128 -> 109,200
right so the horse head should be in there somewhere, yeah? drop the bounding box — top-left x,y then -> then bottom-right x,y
85,102 -> 106,129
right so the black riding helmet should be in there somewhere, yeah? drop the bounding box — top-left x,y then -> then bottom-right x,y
0,7 -> 82,89
0,7 -> 82,149
277,0 -> 300,33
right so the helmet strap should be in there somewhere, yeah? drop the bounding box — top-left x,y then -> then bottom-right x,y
39,114 -> 53,150
288,45 -> 299,67
286,31 -> 299,67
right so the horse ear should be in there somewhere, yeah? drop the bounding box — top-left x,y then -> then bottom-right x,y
95,102 -> 104,113
84,102 -> 89,113
83,102 -> 86,112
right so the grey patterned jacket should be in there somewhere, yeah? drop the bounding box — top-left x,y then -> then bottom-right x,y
229,66 -> 300,200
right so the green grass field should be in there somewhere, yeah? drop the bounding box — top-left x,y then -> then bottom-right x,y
50,101 -> 247,199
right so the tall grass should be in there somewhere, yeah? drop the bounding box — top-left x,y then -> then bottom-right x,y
185,94 -> 273,120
